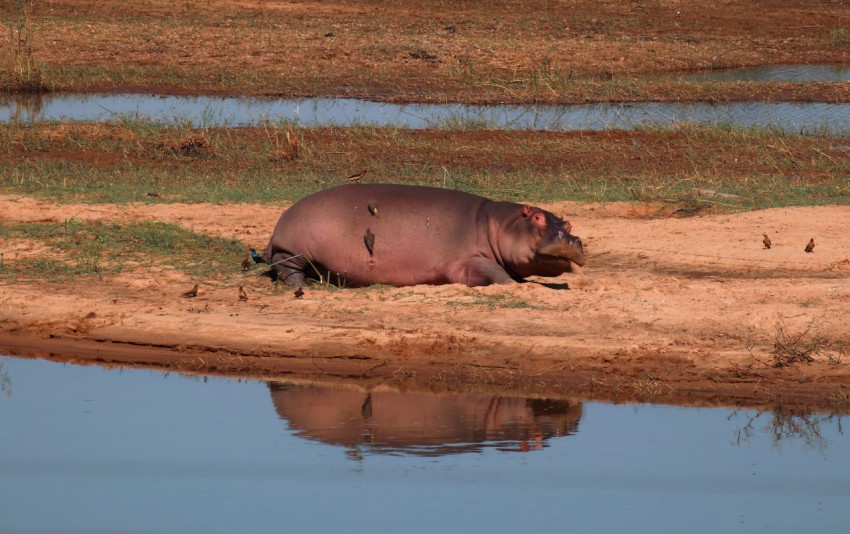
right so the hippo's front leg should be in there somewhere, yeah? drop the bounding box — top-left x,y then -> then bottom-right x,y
270,251 -> 310,286
448,257 -> 515,287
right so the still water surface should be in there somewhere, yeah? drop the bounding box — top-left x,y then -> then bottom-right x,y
684,64 -> 850,83
2,93 -> 850,132
1,356 -> 848,533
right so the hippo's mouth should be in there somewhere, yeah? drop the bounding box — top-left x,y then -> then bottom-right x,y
537,239 -> 586,267
533,255 -> 583,275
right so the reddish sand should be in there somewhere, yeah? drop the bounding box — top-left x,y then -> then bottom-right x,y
1,195 -> 848,410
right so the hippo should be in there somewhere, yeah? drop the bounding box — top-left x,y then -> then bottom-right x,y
263,184 -> 585,287
267,383 -> 583,456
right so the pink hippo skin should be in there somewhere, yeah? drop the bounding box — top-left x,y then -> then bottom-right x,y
264,184 -> 585,287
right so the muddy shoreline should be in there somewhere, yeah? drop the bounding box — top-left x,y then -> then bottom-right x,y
2,196 -> 848,413
1,331 -> 847,413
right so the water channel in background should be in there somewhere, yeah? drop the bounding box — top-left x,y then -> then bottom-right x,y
2,93 -> 850,133
683,64 -> 850,83
1,356 -> 848,533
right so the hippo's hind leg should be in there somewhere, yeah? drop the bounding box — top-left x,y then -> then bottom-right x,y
270,251 -> 310,287
450,257 -> 515,287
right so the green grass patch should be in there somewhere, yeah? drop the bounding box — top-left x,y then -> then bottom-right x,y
2,121 -> 849,211
3,157 -> 849,211
1,161 -> 320,204
0,219 -> 245,280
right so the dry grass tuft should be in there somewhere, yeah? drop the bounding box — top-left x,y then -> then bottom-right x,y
629,375 -> 674,397
2,0 -> 49,92
155,133 -> 213,158
267,126 -> 302,162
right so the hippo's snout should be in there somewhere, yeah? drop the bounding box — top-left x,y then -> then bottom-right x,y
566,235 -> 585,266
537,232 -> 586,267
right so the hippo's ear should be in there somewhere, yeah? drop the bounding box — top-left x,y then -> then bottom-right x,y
531,212 -> 547,228
563,219 -> 572,233
522,205 -> 532,217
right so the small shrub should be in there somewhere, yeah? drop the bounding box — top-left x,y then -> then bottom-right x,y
3,0 -> 50,92
830,28 -> 850,47
770,319 -> 827,367
156,133 -> 213,158
266,125 -> 302,162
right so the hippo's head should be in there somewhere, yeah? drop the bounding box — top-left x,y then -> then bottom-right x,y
500,204 -> 585,279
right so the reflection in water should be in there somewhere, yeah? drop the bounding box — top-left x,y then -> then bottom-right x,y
684,64 -> 850,83
731,409 -> 844,455
2,92 -> 850,132
268,383 -> 582,457
0,360 -> 10,397
1,93 -> 45,123
3,356 -> 850,533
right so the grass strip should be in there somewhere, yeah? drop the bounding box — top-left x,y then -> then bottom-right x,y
2,121 -> 849,210
0,219 -> 245,280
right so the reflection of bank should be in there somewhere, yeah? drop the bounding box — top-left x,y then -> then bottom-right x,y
268,383 -> 582,457
0,94 -> 45,122
0,359 -> 11,397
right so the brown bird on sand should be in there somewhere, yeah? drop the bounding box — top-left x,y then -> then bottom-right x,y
181,284 -> 199,298
241,252 -> 251,271
364,228 -> 375,256
367,200 -> 379,218
238,285 -> 248,301
347,169 -> 368,182
294,287 -> 304,299
762,234 -> 771,249
805,238 -> 815,253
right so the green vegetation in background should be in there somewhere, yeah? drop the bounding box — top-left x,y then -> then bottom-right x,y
1,161 -> 320,204
1,120 -> 849,212
0,219 -> 245,280
5,159 -> 848,213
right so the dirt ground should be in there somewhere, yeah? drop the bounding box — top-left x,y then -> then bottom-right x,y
1,194 -> 848,410
5,0 -> 850,102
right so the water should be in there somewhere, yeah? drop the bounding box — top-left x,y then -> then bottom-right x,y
2,93 -> 849,132
685,64 -> 850,83
1,356 -> 848,533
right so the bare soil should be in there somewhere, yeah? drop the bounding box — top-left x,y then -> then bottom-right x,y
2,194 -> 848,410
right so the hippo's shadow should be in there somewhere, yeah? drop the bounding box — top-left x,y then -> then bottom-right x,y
527,280 -> 571,290
259,268 -> 277,281
260,267 -> 570,290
